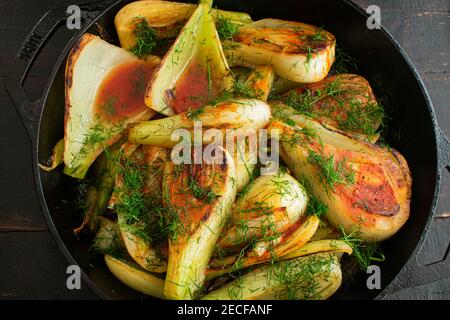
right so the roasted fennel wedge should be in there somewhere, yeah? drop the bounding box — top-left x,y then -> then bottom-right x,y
224,19 -> 335,83
115,0 -> 252,53
145,0 -> 233,115
64,33 -> 160,178
163,145 -> 237,299
216,170 -> 308,255
119,213 -> 167,273
276,74 -> 384,142
206,215 -> 319,280
114,145 -> 169,273
128,98 -> 271,148
105,255 -> 166,299
203,252 -> 342,300
269,120 -> 412,242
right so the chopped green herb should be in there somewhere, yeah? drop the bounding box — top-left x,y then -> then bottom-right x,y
130,17 -> 159,59
187,106 -> 205,120
308,27 -> 327,42
297,175 -> 328,218
307,149 -> 355,195
332,45 -> 359,74
101,95 -> 117,116
282,78 -> 386,138
337,100 -> 385,137
115,152 -> 148,225
279,126 -> 318,149
216,15 -> 241,41
269,253 -> 335,299
340,227 -> 385,270
187,175 -> 219,204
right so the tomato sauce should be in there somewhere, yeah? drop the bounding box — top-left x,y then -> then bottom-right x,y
94,60 -> 155,122
166,59 -> 215,114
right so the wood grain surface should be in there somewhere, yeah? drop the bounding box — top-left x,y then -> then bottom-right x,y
0,0 -> 448,299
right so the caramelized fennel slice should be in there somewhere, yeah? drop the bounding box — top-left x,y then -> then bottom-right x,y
63,33 -> 159,178
216,171 -> 308,254
277,73 -> 383,141
105,255 -> 166,299
74,146 -> 119,235
115,0 -> 252,50
118,214 -> 167,273
224,19 -> 335,83
206,215 -> 319,280
39,139 -> 64,172
269,120 -> 412,242
163,145 -> 237,299
128,98 -> 271,148
93,217 -> 124,254
114,145 -> 169,273
145,0 -> 233,115
203,252 -> 342,300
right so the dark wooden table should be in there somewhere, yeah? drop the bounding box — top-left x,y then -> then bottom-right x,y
0,0 -> 449,299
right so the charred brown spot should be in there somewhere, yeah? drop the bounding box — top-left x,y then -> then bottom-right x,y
283,73 -> 379,135
350,164 -> 400,217
166,146 -> 230,236
64,34 -> 97,136
236,24 -> 334,55
65,73 -> 72,89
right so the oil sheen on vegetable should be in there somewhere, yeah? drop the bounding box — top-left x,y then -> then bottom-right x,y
165,59 -> 217,114
94,60 -> 156,122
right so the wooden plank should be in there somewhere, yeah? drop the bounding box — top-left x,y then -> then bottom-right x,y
0,79 -> 47,231
0,232 -> 97,299
353,0 -> 450,136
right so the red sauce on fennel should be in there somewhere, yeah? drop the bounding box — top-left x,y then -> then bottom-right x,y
94,60 -> 155,122
165,59 -> 217,114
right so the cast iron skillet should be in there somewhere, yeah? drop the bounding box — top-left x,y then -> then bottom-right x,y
5,0 -> 450,299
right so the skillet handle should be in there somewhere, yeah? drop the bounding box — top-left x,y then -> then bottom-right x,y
5,1 -> 115,140
5,7 -> 70,140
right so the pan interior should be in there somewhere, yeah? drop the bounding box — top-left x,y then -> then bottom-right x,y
37,0 -> 437,299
